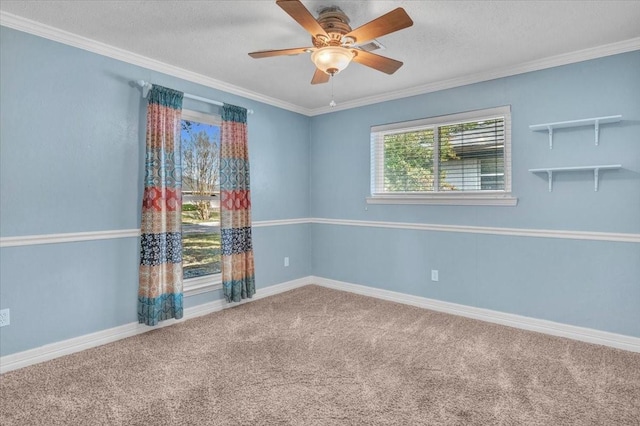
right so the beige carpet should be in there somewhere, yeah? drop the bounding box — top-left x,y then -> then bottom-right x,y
1,285 -> 639,425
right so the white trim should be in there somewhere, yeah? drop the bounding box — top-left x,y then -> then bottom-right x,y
1,218 -> 637,248
312,276 -> 640,353
0,12 -> 310,116
0,219 -> 310,248
366,194 -> 518,206
0,229 -> 141,248
309,38 -> 640,116
181,108 -> 221,126
370,106 -> 513,201
183,275 -> 222,297
371,106 -> 511,132
0,277 -> 309,374
252,218 -> 310,227
4,275 -> 637,373
309,218 -> 640,243
2,12 -> 638,117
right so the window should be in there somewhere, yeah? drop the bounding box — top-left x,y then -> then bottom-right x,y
180,109 -> 222,291
369,106 -> 516,206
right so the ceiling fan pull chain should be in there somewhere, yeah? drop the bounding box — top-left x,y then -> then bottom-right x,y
329,77 -> 337,107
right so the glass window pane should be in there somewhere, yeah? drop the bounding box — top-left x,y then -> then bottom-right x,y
480,157 -> 505,191
480,176 -> 504,190
438,119 -> 504,191
181,119 -> 221,279
383,128 -> 435,192
370,106 -> 511,199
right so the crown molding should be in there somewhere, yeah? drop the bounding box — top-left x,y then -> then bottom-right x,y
308,37 -> 640,116
1,11 -> 638,117
0,11 -> 312,116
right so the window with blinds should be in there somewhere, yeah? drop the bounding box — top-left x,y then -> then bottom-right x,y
369,106 -> 514,205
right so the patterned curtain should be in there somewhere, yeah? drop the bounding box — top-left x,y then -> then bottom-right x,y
138,85 -> 184,326
220,104 -> 255,302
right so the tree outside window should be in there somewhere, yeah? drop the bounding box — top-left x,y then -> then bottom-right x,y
180,113 -> 221,279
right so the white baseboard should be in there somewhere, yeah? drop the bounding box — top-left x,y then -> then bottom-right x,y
0,277 -> 309,374
311,276 -> 640,353
2,275 -> 637,374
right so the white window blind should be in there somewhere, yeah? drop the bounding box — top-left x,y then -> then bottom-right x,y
370,106 -> 513,205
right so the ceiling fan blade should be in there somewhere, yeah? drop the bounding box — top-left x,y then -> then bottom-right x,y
276,0 -> 329,39
352,50 -> 403,74
311,68 -> 330,85
345,8 -> 413,45
248,47 -> 313,58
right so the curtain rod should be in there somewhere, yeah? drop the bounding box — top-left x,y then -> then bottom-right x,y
135,80 -> 254,115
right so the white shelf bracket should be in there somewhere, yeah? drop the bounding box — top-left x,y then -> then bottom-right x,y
529,164 -> 620,193
530,115 -> 621,148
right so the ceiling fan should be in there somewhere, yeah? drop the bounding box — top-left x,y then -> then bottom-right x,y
248,0 -> 414,84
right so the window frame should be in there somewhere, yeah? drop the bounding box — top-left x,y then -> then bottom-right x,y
180,108 -> 223,296
368,105 -> 517,206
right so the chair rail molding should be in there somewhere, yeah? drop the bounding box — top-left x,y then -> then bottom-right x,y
2,219 -> 639,247
0,229 -> 141,248
309,218 -> 640,243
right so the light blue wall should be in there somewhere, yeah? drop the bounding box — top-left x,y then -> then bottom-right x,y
309,53 -> 640,232
0,27 -> 310,356
1,25 -> 638,357
309,51 -> 640,337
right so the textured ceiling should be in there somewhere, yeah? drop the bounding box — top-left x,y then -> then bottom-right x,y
1,1 -> 640,114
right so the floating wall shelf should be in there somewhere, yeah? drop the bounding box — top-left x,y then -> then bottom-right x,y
529,115 -> 622,149
529,165 -> 622,192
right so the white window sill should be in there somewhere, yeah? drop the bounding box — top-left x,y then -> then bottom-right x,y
184,274 -> 222,297
366,193 -> 518,206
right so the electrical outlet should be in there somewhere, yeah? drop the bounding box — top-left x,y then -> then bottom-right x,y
284,257 -> 289,267
0,309 -> 9,327
431,270 -> 439,282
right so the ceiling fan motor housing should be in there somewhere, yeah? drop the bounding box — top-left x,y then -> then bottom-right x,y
313,7 -> 353,47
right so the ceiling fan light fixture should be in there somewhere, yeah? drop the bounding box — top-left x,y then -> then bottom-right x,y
248,1 -> 413,84
311,46 -> 354,76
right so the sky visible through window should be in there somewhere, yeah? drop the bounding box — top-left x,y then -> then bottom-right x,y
182,122 -> 220,144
